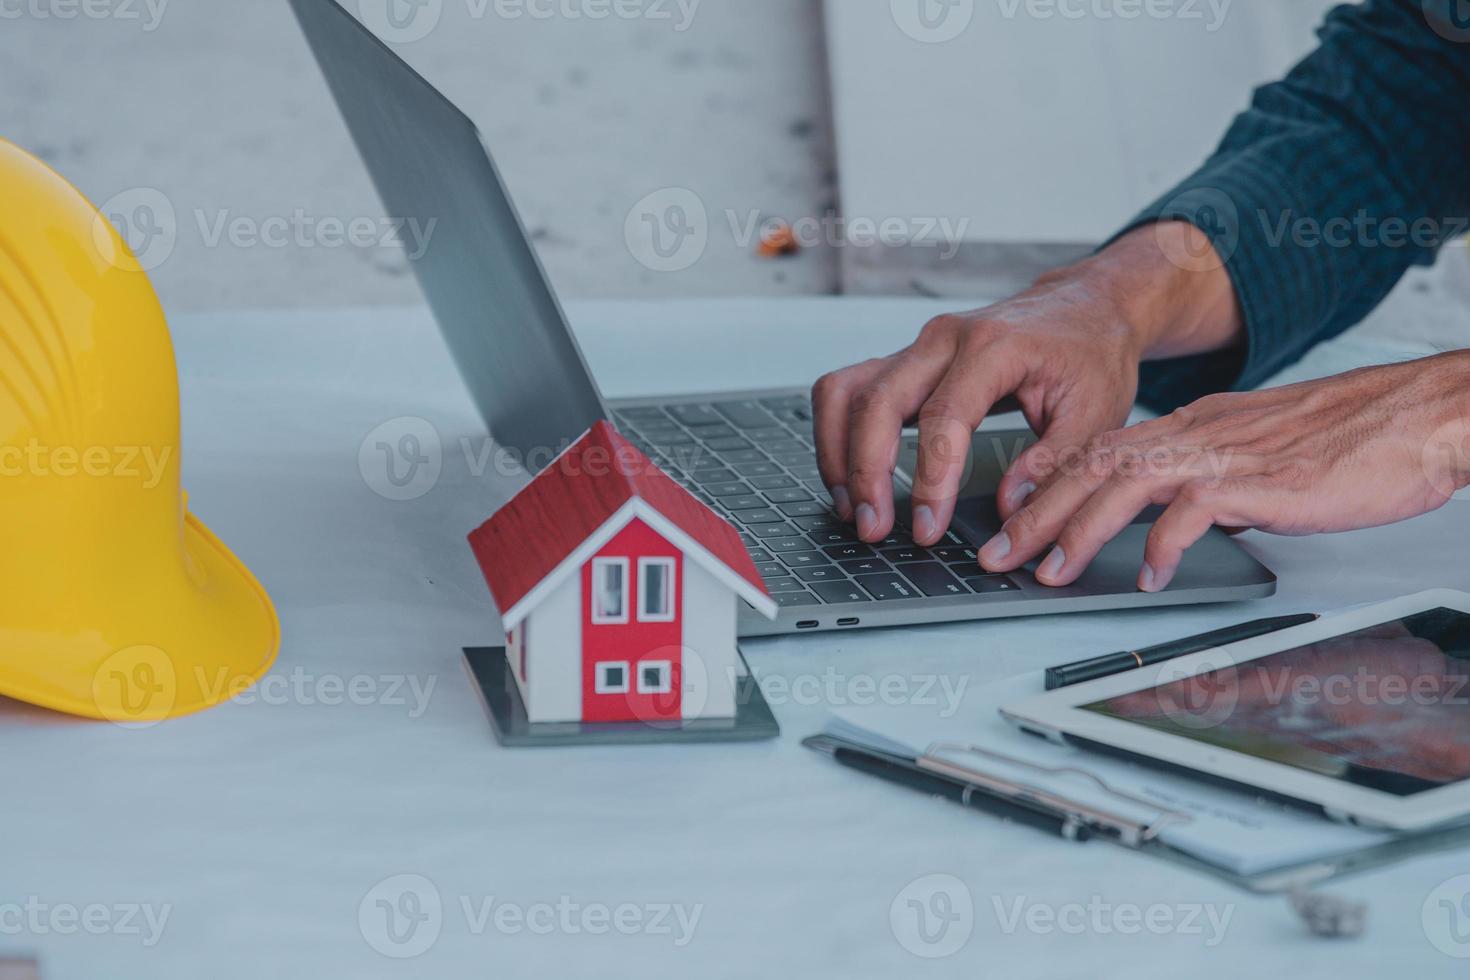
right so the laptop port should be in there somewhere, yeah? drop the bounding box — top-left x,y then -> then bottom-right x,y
795,620 -> 820,630
837,618 -> 860,627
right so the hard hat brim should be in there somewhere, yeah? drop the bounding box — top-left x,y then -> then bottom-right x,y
0,512 -> 280,724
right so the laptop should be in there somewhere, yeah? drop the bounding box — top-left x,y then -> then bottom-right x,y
287,0 -> 1277,637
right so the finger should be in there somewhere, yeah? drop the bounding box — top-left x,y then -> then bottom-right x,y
846,344 -> 956,542
910,370 -> 1006,546
1139,483 -> 1222,593
978,455 -> 1113,574
1035,469 -> 1178,587
996,414 -> 1108,520
812,360 -> 885,520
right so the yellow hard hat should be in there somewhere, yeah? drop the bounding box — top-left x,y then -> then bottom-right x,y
0,139 -> 279,723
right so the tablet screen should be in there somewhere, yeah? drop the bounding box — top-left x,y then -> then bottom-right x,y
1083,609 -> 1470,796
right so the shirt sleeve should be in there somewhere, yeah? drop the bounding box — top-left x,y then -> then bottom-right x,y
1111,0 -> 1470,413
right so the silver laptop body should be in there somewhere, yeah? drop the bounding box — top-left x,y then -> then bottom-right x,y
288,0 -> 1277,637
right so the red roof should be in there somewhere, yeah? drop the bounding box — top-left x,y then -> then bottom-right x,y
468,421 -> 773,624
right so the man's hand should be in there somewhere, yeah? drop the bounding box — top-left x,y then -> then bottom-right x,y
812,222 -> 1244,546
978,353 -> 1470,592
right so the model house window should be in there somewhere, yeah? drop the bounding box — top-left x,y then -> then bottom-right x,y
591,557 -> 629,624
595,661 -> 630,694
638,557 -> 676,622
637,661 -> 672,695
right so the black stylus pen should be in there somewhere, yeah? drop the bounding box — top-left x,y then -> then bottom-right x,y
802,735 -> 1092,841
1044,613 -> 1320,690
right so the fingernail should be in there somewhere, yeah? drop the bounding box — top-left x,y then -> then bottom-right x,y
832,485 -> 852,519
913,505 -> 937,543
980,531 -> 1011,566
856,503 -> 879,540
1008,480 -> 1037,509
1144,563 -> 1176,594
1038,545 -> 1067,583
1140,563 -> 1156,593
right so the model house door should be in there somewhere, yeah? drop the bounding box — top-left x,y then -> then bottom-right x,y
581,519 -> 683,724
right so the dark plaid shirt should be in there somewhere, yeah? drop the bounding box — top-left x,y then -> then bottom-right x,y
1118,0 -> 1470,412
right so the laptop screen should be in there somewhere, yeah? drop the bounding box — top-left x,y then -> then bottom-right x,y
288,0 -> 608,471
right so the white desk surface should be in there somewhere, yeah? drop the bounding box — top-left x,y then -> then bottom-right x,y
5,298 -> 1468,979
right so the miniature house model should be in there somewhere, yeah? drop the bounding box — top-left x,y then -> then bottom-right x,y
469,421 -> 777,725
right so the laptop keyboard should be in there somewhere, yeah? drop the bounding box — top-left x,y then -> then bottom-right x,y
615,396 -> 1020,610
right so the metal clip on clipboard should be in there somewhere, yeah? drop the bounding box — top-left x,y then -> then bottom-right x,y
917,741 -> 1194,848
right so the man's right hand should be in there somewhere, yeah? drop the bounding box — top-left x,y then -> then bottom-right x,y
811,222 -> 1245,547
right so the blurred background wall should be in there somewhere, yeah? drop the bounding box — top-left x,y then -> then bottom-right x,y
3,0 -> 1467,348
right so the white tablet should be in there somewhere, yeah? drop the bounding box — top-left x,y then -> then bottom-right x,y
1003,590 -> 1470,832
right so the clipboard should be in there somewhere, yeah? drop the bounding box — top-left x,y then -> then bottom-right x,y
806,731 -> 1470,894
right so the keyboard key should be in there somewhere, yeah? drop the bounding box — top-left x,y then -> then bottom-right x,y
649,433 -> 697,448
764,536 -> 815,554
668,403 -> 723,427
689,455 -> 732,471
807,528 -> 859,546
705,482 -> 754,497
823,543 -> 874,561
739,533 -> 758,548
896,562 -> 968,598
765,488 -> 812,504
751,524 -> 798,539
720,449 -> 769,465
880,546 -> 931,564
755,563 -> 787,579
742,427 -> 789,442
773,591 -> 821,608
788,465 -> 822,481
811,581 -> 872,604
794,515 -> 843,532
722,495 -> 766,511
879,532 -> 916,548
750,475 -> 797,491
780,501 -> 829,518
779,551 -> 832,569
765,440 -> 808,456
965,574 -> 1021,595
688,423 -> 737,441
932,547 -> 980,565
746,548 -> 773,563
854,573 -> 921,601
764,577 -> 808,593
715,400 -> 777,428
734,508 -> 784,525
772,452 -> 813,467
759,395 -> 810,412
691,468 -> 737,485
617,406 -> 669,420
839,558 -> 889,576
795,566 -> 845,582
629,418 -> 681,434
705,437 -> 755,453
734,461 -> 782,478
